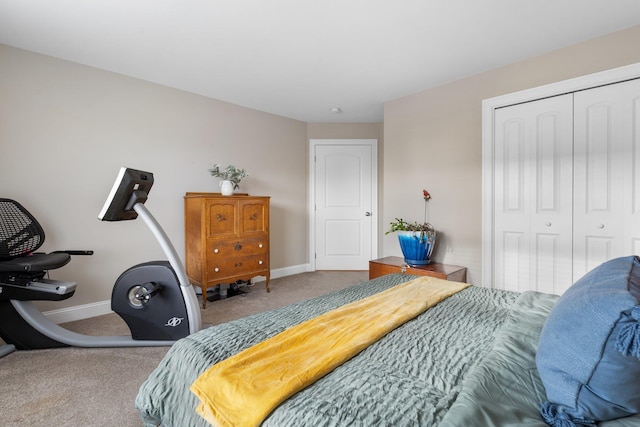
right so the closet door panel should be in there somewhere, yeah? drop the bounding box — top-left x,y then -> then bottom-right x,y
631,94 -> 640,257
493,94 -> 573,293
494,113 -> 529,292
533,109 -> 574,294
584,236 -> 614,268
501,232 -> 527,291
574,78 -> 640,280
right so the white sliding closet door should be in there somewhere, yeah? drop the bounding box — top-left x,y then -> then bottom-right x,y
484,64 -> 640,294
573,78 -> 640,279
494,94 -> 574,294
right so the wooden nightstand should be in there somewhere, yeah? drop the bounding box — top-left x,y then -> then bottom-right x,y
369,256 -> 467,283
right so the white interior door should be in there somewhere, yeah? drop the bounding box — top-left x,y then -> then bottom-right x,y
493,94 -> 574,294
312,140 -> 377,270
573,78 -> 640,279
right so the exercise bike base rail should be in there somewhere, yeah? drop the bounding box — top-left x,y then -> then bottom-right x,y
9,300 -> 177,348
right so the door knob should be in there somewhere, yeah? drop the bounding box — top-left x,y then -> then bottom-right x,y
365,212 -> 372,216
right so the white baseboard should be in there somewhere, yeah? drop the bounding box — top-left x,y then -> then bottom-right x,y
269,263 -> 314,279
43,263 -> 314,324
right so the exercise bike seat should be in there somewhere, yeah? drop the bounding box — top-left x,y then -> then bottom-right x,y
0,199 -> 85,300
0,252 -> 71,273
0,198 -> 72,274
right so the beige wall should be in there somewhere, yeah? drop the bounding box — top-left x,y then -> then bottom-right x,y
383,25 -> 640,284
0,44 -> 310,311
3,23 -> 640,314
307,122 -> 382,140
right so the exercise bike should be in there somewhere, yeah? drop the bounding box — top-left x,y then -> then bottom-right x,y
0,167 -> 202,357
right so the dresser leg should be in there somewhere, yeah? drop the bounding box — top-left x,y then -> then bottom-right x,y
200,284 -> 207,309
265,275 -> 270,292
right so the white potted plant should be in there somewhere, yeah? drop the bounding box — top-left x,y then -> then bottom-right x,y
208,164 -> 249,196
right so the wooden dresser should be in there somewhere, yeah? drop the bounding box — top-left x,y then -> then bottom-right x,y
369,256 -> 467,283
184,193 -> 270,308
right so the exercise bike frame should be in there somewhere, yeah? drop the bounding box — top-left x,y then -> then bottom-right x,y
2,201 -> 202,350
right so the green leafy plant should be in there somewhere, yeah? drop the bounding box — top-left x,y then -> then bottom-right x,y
208,164 -> 249,189
385,218 -> 435,240
385,189 -> 435,242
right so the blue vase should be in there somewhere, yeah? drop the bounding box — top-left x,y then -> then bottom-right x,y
397,231 -> 436,266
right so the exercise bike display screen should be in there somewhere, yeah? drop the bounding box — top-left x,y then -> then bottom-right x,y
98,167 -> 154,221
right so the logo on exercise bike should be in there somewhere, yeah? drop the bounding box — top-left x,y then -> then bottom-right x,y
165,317 -> 184,328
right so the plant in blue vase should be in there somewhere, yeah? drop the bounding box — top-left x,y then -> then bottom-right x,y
386,189 -> 436,266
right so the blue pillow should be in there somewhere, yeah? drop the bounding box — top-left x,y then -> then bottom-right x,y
536,256 -> 640,427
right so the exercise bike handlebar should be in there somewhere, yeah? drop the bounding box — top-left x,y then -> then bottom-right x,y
52,250 -> 94,256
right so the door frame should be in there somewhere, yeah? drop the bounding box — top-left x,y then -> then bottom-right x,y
308,139 -> 378,271
481,61 -> 640,288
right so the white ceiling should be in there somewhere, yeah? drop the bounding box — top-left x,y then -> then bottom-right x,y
2,1 -> 640,123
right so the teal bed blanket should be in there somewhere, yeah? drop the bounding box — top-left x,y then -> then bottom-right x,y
135,274 -> 640,426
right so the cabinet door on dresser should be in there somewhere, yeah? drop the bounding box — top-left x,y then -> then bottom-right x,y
239,199 -> 269,236
206,198 -> 238,239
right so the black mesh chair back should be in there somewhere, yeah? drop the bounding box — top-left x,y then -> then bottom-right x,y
0,199 -> 45,261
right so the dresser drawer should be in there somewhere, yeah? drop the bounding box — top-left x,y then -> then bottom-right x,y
207,237 -> 267,256
207,254 -> 268,282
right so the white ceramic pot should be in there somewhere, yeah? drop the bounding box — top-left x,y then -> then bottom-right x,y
219,180 -> 234,196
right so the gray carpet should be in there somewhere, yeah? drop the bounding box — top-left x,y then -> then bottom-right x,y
0,270 -> 368,427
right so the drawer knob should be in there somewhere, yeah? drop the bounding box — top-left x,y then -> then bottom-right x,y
259,260 -> 263,265
258,243 -> 263,248
234,243 -> 242,251
213,248 -> 219,253
214,267 -> 219,272
597,224 -> 605,229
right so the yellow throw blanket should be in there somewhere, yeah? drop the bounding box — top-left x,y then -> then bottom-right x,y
190,276 -> 470,427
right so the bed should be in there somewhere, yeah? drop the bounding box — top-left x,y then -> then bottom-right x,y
135,272 -> 640,427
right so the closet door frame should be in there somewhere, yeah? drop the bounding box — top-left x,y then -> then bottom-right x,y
481,61 -> 640,288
